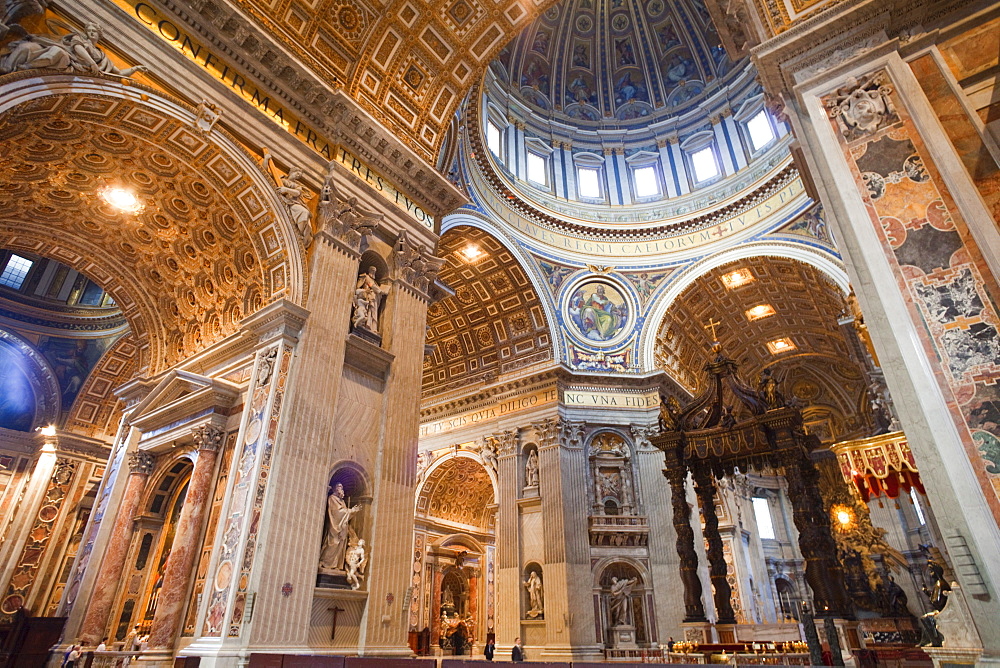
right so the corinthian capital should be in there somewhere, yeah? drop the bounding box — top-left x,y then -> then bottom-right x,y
193,425 -> 224,452
128,451 -> 155,475
393,230 -> 445,295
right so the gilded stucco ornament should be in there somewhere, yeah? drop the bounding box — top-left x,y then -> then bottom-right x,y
0,20 -> 147,76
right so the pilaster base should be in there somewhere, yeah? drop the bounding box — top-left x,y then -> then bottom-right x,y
923,646 -> 983,668
610,624 -> 638,648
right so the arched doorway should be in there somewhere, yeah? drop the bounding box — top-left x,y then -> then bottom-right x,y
414,454 -> 497,655
111,457 -> 193,642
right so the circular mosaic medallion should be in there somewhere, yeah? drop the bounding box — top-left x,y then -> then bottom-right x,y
563,278 -> 633,347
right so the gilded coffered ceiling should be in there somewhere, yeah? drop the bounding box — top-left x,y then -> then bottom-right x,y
221,0 -> 565,162
655,256 -> 872,441
0,86 -> 300,374
423,225 -> 551,398
416,455 -> 496,531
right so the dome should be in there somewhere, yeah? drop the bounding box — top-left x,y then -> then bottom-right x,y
488,0 -> 737,126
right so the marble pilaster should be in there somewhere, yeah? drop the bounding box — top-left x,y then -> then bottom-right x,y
146,425 -> 223,650
78,450 -> 154,643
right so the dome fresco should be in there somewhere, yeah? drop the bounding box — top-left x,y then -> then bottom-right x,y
489,0 -> 736,125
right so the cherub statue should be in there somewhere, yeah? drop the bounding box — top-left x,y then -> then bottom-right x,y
345,539 -> 367,590
262,149 -> 313,249
0,20 -> 148,76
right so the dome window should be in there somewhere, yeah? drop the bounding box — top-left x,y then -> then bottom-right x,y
0,254 -> 33,290
523,136 -> 554,189
526,151 -> 548,186
486,120 -> 504,158
746,110 -> 776,152
633,165 -> 660,198
690,146 -> 719,183
577,167 -> 602,198
624,150 -> 663,201
572,152 -> 606,202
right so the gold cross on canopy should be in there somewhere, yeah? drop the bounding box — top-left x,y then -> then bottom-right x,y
703,317 -> 721,341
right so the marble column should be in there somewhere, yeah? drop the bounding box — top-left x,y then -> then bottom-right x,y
692,466 -> 735,624
664,464 -> 705,622
79,451 -> 155,643
147,425 -> 223,649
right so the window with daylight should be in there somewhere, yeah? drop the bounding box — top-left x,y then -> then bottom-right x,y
746,109 -> 776,152
691,146 -> 719,182
577,166 -> 601,198
0,254 -> 33,290
752,497 -> 776,539
486,120 -> 503,157
911,487 -> 926,526
527,151 -> 547,186
633,165 -> 660,198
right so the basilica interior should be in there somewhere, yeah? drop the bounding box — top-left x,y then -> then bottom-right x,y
0,0 -> 999,665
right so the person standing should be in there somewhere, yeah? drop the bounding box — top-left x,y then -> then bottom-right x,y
511,637 -> 524,662
484,638 -> 495,661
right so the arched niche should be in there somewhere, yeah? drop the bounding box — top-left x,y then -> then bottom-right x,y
521,443 -> 540,491
317,462 -> 372,584
587,430 -> 638,518
594,559 -> 654,648
522,561 -> 544,620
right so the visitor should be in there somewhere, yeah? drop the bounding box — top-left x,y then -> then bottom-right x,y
96,637 -> 108,652
484,638 -> 495,661
511,637 -> 524,662
63,644 -> 81,668
667,636 -> 675,651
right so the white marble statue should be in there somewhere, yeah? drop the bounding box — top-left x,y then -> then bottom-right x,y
524,570 -> 544,618
262,149 -> 314,249
609,576 -> 638,626
345,539 -> 367,590
0,20 -> 148,76
352,265 -> 389,334
318,482 -> 360,575
525,449 -> 539,487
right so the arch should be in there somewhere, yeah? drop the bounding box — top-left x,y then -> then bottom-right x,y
424,219 -> 555,397
0,75 -> 306,374
440,212 -> 561,361
0,327 -> 61,430
640,243 -> 851,375
416,454 -> 497,532
419,449 -> 499,502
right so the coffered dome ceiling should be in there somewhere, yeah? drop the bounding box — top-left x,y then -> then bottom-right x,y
489,0 -> 736,123
0,83 -> 303,373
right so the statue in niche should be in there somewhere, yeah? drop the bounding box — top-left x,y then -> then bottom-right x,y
0,19 -> 148,76
345,539 -> 367,590
524,449 -> 539,487
609,576 -> 638,626
352,265 -> 389,334
262,149 -> 314,249
318,482 -> 360,575
524,569 -> 544,618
